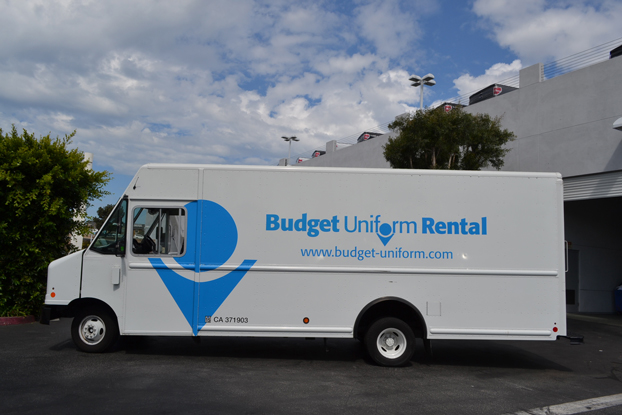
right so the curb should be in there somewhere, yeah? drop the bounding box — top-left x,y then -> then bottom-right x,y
0,316 -> 36,326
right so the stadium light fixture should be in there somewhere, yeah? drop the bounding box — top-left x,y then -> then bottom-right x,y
409,73 -> 436,110
282,136 -> 299,165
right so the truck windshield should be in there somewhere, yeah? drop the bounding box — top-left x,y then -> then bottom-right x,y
90,199 -> 128,255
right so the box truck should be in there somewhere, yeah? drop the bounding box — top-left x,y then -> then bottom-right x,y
41,164 -> 567,366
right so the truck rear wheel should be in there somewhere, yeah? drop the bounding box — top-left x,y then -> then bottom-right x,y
365,317 -> 415,367
71,307 -> 119,353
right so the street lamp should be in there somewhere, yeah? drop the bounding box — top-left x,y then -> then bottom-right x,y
282,136 -> 299,165
409,73 -> 436,110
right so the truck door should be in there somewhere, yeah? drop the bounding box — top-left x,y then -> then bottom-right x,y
196,200 -> 256,334
123,203 -> 196,335
81,199 -> 128,324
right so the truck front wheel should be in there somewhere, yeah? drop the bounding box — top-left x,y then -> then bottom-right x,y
365,317 -> 415,367
71,307 -> 119,353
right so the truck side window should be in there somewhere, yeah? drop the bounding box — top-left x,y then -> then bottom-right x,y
91,199 -> 128,255
132,207 -> 186,256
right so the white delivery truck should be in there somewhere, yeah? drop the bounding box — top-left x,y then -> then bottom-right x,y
41,164 -> 567,366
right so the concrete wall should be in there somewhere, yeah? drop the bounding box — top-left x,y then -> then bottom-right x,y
299,134 -> 394,168
299,56 -> 622,177
466,57 -> 622,177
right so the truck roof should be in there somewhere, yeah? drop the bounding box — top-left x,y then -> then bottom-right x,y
137,163 -> 562,180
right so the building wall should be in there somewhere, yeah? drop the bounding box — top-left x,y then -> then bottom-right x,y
300,133 -> 394,168
300,56 -> 622,175
464,57 -> 622,177
297,56 -> 622,313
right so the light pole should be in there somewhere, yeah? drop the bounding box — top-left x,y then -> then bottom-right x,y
282,136 -> 299,165
409,73 -> 436,110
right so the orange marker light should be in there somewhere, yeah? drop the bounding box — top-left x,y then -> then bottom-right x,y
51,292 -> 56,298
303,317 -> 309,324
553,326 -> 558,333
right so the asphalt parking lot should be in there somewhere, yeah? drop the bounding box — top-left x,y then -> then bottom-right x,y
1,314 -> 621,415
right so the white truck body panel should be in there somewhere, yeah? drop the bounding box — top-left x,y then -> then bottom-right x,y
46,164 -> 567,342
45,250 -> 82,305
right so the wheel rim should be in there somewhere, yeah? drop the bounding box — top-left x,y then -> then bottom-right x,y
376,327 -> 407,360
78,315 -> 106,345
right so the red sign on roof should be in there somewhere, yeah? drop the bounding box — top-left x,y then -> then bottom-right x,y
493,86 -> 502,96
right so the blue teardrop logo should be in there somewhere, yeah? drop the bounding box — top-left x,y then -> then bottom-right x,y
150,200 -> 256,335
377,222 -> 394,246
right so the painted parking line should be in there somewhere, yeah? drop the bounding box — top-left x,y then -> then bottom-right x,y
505,393 -> 622,415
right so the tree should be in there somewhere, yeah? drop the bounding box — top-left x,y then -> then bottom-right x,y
93,204 -> 115,230
383,108 -> 515,170
0,126 -> 110,317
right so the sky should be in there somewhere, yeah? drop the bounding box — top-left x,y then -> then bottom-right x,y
1,0 -> 622,215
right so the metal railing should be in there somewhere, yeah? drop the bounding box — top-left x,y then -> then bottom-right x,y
542,37 -> 622,80
438,37 -> 622,108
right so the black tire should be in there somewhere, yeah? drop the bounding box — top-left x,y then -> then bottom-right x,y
364,317 -> 415,367
71,307 -> 119,353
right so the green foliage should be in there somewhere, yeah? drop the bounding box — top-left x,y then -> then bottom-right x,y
93,204 -> 115,230
383,108 -> 515,170
0,126 -> 110,317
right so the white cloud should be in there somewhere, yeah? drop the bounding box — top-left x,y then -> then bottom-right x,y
0,0 -> 431,174
354,0 -> 424,59
38,112 -> 75,132
452,59 -> 522,98
315,54 -> 380,75
473,0 -> 622,63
